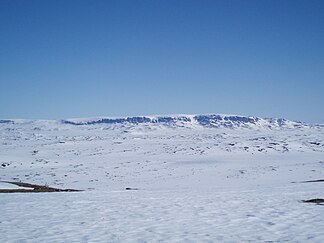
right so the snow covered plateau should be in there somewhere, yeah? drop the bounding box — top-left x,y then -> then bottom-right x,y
1,114 -> 324,242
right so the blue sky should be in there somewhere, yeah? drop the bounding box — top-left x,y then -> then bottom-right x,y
0,0 -> 323,123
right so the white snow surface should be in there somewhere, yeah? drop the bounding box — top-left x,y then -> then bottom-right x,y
0,114 -> 324,242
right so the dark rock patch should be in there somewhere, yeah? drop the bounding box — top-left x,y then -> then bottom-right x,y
125,187 -> 139,191
0,181 -> 82,193
302,199 -> 324,204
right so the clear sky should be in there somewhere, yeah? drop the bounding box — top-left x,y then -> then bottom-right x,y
0,0 -> 323,123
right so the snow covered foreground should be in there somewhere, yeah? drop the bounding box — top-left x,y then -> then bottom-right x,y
1,114 -> 324,242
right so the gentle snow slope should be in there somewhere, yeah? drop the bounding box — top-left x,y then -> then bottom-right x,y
0,114 -> 323,242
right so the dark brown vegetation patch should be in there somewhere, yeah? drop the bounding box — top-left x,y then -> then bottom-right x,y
302,179 -> 324,183
0,181 -> 82,193
291,179 -> 324,184
302,198 -> 324,204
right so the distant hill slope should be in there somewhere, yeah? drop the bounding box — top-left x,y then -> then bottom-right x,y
61,114 -> 308,129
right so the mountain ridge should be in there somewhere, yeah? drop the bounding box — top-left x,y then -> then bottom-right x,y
2,114 -> 320,129
60,114 -> 309,129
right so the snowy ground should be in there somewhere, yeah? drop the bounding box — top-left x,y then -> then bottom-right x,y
1,184 -> 324,242
0,115 -> 324,242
